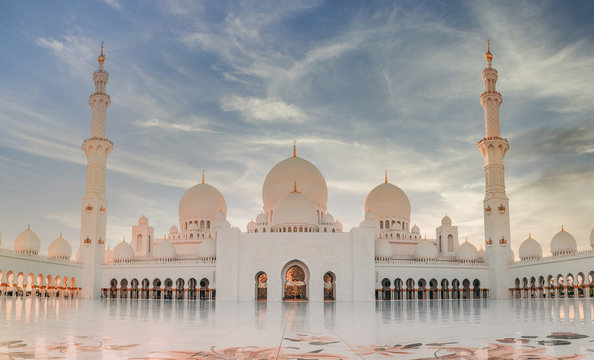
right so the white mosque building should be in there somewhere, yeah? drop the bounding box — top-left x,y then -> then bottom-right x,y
1,43 -> 593,302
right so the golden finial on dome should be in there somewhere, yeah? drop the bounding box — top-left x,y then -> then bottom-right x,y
202,170 -> 205,184
561,224 -> 564,232
292,181 -> 298,193
59,232 -> 62,238
293,139 -> 297,157
485,38 -> 493,62
385,170 -> 388,184
27,224 -> 30,231
529,232 -> 532,239
465,236 -> 468,243
98,41 -> 105,64
424,233 -> 427,240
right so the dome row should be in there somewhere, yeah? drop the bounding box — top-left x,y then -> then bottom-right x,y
109,237 -> 216,262
518,227 -> 593,260
13,226 -> 72,259
376,237 -> 485,262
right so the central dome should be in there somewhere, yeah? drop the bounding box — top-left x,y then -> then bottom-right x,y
179,182 -> 227,221
263,156 -> 327,214
364,182 -> 411,221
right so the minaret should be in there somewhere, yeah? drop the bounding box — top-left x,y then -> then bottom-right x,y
80,42 -> 114,299
477,40 -> 510,299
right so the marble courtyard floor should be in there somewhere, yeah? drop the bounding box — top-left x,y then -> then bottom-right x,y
1,298 -> 593,359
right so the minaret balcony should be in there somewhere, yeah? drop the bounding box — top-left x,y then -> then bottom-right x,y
84,237 -> 92,245
499,237 -> 507,245
484,206 -> 491,214
98,238 -> 105,245
497,205 -> 506,214
486,239 -> 493,246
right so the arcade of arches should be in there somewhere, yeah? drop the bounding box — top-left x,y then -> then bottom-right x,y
102,277 -> 214,300
0,270 -> 79,298
511,271 -> 594,299
377,278 -> 487,300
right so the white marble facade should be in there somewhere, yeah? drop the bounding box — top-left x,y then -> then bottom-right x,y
1,44 -> 593,302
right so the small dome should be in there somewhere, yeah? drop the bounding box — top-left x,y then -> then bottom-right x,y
411,224 -> 420,234
138,215 -> 148,225
321,213 -> 334,224
198,237 -> 216,258
364,211 -> 374,222
256,213 -> 268,225
263,155 -> 328,215
153,239 -> 176,260
441,215 -> 452,226
518,236 -> 542,260
590,227 -> 594,248
365,182 -> 411,221
113,239 -> 134,261
14,226 -> 41,254
188,222 -> 199,231
414,239 -> 438,260
179,182 -> 227,221
48,234 -> 72,259
456,241 -> 478,261
375,238 -> 393,259
104,245 -> 113,263
272,190 -> 318,226
550,228 -> 577,255
477,246 -> 485,259
247,219 -> 257,232
169,225 -> 179,234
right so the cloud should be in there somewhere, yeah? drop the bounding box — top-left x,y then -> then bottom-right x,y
135,118 -> 217,133
103,0 -> 121,10
35,34 -> 96,75
220,95 -> 306,123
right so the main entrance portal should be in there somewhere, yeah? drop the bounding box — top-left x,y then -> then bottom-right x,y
284,265 -> 307,300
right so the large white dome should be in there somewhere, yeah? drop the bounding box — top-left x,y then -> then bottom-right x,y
113,239 -> 134,261
48,234 -> 72,259
550,228 -> 577,255
179,182 -> 227,221
14,226 -> 41,254
414,239 -> 438,260
456,241 -> 478,261
518,236 -> 542,260
153,239 -> 176,260
263,155 -> 327,214
364,182 -> 411,221
198,237 -> 216,258
272,190 -> 319,226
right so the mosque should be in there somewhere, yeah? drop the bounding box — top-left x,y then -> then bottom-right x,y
1,43 -> 593,302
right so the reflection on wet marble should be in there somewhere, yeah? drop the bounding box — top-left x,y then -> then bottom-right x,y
0,298 -> 592,359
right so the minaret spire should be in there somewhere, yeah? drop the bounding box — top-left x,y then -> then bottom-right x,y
293,139 -> 297,157
385,170 -> 388,184
80,42 -> 114,299
202,170 -> 205,184
477,40 -> 511,299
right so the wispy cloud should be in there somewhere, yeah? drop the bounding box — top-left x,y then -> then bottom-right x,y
135,118 -> 216,133
220,95 -> 306,123
102,0 -> 121,11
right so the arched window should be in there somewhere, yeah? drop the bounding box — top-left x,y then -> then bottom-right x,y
293,227 -> 297,232
332,229 -> 335,233
136,234 -> 143,252
206,220 -> 210,229
263,228 -> 266,232
448,234 -> 454,252
254,228 -> 258,233
299,227 -> 303,232
324,228 -> 327,232
288,227 -> 292,232
189,233 -> 193,239
385,221 -> 390,229
200,220 -> 205,229
380,221 -> 383,229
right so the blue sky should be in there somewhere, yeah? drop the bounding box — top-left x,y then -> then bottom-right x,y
1,0 -> 593,256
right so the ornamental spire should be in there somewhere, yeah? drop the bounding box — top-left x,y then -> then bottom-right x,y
385,170 -> 388,184
98,41 -> 105,69
293,139 -> 297,157
202,170 -> 205,184
485,38 -> 493,67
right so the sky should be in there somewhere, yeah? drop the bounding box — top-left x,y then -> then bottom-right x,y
0,0 -> 593,257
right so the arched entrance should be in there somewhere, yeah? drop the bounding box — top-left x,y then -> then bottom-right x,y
323,272 -> 335,301
282,260 -> 309,301
256,272 -> 267,301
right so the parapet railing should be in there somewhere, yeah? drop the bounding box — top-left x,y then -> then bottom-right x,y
0,247 -> 82,265
106,256 -> 216,266
375,257 -> 488,267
